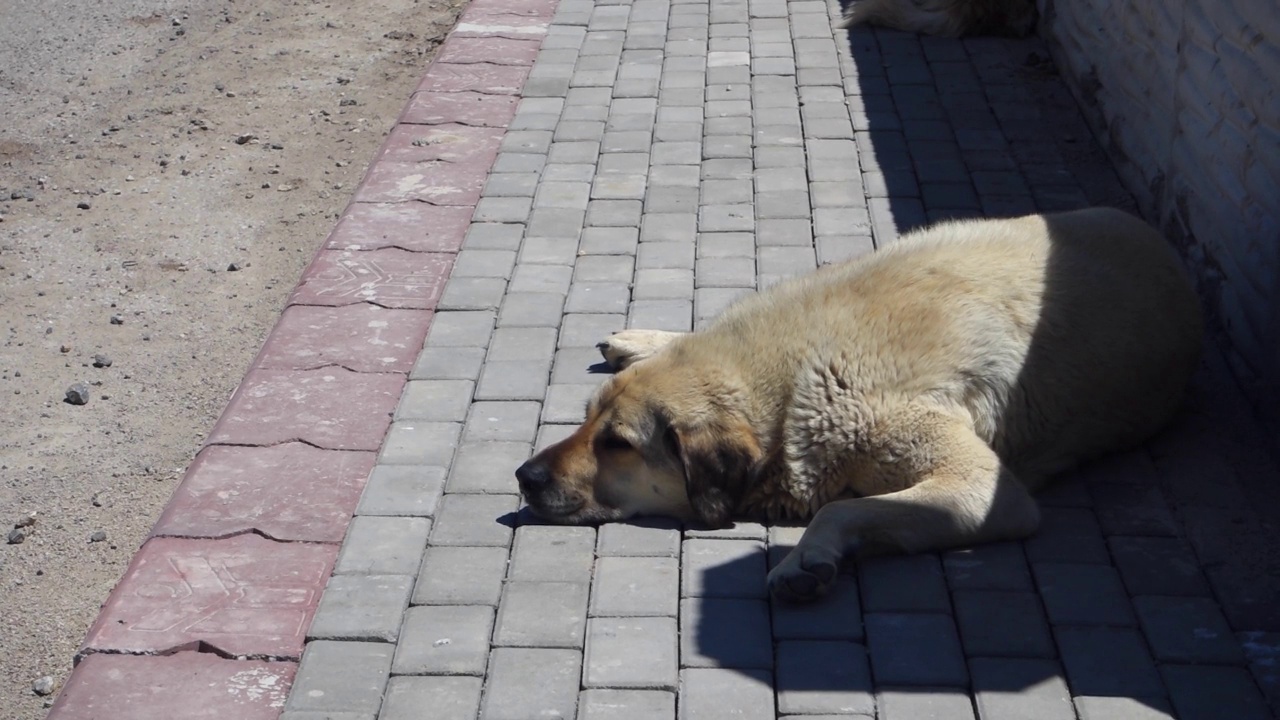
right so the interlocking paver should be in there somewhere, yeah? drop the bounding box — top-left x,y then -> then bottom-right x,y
678,669 -> 773,720
584,617 -> 679,689
510,525 -> 598,582
481,648 -> 583,720
953,590 -> 1055,658
942,541 -> 1033,591
775,641 -> 874,716
334,516 -> 431,576
859,554 -> 950,613
864,613 -> 968,687
286,641 -> 393,715
308,574 -> 413,643
679,597 -> 772,669
1033,562 -> 1135,626
597,519 -> 682,557
494,581 -> 589,648
681,538 -> 767,598
413,545 -> 510,606
1161,664 -> 1272,720
379,421 -> 461,466
1054,625 -> 1164,697
447,441 -> 529,494
381,677 -> 482,720
429,493 -> 519,547
1133,595 -> 1244,664
969,658 -> 1075,720
577,689 -> 676,720
394,605 -> 495,676
591,556 -> 679,617
356,465 -> 445,517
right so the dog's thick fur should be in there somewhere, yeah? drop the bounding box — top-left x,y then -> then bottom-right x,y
839,0 -> 1037,37
516,208 -> 1202,601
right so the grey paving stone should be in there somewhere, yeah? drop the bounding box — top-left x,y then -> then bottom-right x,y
577,689 -> 675,720
426,311 -> 496,348
285,641 -> 392,714
864,613 -> 968,687
430,493 -> 519,547
755,218 -> 812,246
535,424 -> 577,453
439,277 -> 508,311
411,346 -> 486,381
495,581 -> 590,648
953,590 -> 1055,658
758,246 -> 817,277
584,617 -> 679,689
395,605 -> 494,676
877,687 -> 975,720
544,163 -> 598,183
681,538 -> 767,598
942,541 -> 1032,591
585,199 -> 645,228
488,327 -> 558,361
498,292 -> 565,328
1109,536 -> 1210,598
1089,483 -> 1179,536
475,360 -> 551,401
649,164 -> 700,187
632,268 -> 694,299
521,237 -> 582,265
684,522 -> 767,541
695,257 -> 755,287
543,383 -> 600,423
1162,664 -> 1272,720
776,641 -> 874,716
628,299 -> 692,331
1133,595 -> 1244,664
279,712 -> 372,720
859,554 -> 950,613
356,465 -> 445,517
381,676 -> 482,720
579,227 -> 639,255
771,568 -> 863,640
695,288 -> 748,320
510,525 -> 597,583
447,441 -> 527,495
413,545 -> 510,606
678,669 -> 773,720
483,172 -> 541,198
591,556 -> 680,617
576,254 -> 636,283
396,379 -> 474,422
309,573 -> 412,642
526,207 -> 587,240
597,518 -> 682,557
1024,507 -> 1110,564
552,346 -> 611,384
1055,626 -> 1164,697
452,249 -> 518,278
1033,562 -> 1136,626
1073,696 -> 1175,720
697,204 -> 754,233
817,235 -> 875,265
567,283 -> 632,314
481,648 -> 583,720
679,597 -> 772,669
970,658 -> 1075,720
640,213 -> 699,243
1036,477 -> 1092,507
560,313 -> 627,348
509,264 -> 575,297
379,421 -> 461,466
473,196 -> 533,225
637,241 -> 696,270
463,401 -> 542,443
334,516 -> 430,575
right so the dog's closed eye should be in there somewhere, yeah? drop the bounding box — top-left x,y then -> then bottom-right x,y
598,430 -> 634,452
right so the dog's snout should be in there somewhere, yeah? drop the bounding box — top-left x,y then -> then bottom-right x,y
515,460 -> 552,492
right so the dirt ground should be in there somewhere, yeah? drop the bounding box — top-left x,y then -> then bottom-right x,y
0,0 -> 464,715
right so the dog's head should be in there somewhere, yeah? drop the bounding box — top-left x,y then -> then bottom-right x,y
515,356 -> 762,528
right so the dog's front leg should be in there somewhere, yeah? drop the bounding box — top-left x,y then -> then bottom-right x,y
597,329 -> 687,370
768,410 -> 1041,602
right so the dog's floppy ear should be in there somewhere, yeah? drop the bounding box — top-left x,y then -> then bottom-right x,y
668,418 -> 762,529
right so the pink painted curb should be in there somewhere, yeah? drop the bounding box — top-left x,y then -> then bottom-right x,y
47,0 -> 558,713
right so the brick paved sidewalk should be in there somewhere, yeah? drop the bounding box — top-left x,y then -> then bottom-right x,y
44,0 -> 1280,717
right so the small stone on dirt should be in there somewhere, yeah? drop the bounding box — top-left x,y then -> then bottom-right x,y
235,134 -> 257,145
65,383 -> 90,405
88,530 -> 107,543
92,354 -> 113,368
92,491 -> 112,508
109,314 -> 124,325
77,201 -> 91,210
32,676 -> 54,696
339,98 -> 357,107
60,344 -> 72,353
227,262 -> 242,271
7,529 -> 26,544
15,513 -> 36,529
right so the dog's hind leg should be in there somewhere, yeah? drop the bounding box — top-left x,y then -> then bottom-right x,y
768,406 -> 1041,602
597,329 -> 686,370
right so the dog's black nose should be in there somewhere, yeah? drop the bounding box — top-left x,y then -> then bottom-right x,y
515,460 -> 552,492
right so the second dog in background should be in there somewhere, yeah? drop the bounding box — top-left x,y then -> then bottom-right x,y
840,0 -> 1038,37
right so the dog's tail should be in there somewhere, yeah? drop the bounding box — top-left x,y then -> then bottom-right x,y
837,0 -> 1037,38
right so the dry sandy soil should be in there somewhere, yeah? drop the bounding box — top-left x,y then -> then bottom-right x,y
0,0 -> 463,716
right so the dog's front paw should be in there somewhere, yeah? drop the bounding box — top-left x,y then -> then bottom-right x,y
767,544 -> 841,603
596,329 -> 684,370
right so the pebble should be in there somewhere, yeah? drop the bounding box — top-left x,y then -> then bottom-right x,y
7,528 -> 26,544
93,354 -> 113,368
109,314 -> 124,325
60,344 -> 72,353
77,201 -> 91,210
32,677 -> 55,696
92,491 -> 112,508
339,98 -> 357,107
15,513 -> 36,528
65,383 -> 90,405
235,134 -> 257,145
227,262 -> 242,272
89,530 -> 107,543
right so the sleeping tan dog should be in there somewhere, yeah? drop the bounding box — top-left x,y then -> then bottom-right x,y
515,208 -> 1202,602
839,0 -> 1037,37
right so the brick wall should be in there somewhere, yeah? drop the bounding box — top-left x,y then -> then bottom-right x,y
1038,0 -> 1280,417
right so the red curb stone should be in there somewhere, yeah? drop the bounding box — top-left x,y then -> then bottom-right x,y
206,367 -> 404,451
378,124 -> 505,165
353,157 -> 490,205
152,444 -> 376,543
415,62 -> 531,95
401,91 -> 520,127
328,202 -> 472,253
82,535 -> 335,658
257,304 -> 433,373
289,248 -> 453,310
47,652 -> 296,720
437,36 -> 542,66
